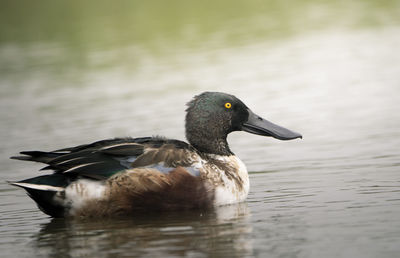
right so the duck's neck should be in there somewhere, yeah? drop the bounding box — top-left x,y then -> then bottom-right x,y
187,133 -> 233,156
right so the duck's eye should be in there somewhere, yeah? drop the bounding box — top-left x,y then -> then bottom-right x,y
224,102 -> 232,109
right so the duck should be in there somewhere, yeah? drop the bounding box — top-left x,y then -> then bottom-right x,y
9,92 -> 302,218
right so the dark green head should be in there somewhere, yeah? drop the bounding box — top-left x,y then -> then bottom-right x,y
185,92 -> 302,155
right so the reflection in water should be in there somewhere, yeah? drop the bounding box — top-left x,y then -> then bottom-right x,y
33,203 -> 252,257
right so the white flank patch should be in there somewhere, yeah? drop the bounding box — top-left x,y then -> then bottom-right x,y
63,179 -> 106,215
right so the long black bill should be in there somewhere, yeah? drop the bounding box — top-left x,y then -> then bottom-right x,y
242,109 -> 302,140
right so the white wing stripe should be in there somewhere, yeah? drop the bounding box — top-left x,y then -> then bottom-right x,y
10,182 -> 64,192
64,162 -> 103,173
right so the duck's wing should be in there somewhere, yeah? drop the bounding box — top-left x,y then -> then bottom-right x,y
11,137 -> 200,180
10,137 -> 208,217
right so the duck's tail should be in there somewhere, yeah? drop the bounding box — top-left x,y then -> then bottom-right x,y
8,174 -> 69,218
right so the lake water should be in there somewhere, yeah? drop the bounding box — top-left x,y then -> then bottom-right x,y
1,1 -> 400,257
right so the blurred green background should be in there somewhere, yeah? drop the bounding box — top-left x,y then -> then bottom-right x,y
1,0 -> 399,78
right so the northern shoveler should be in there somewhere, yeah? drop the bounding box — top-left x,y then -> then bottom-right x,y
10,92 -> 302,218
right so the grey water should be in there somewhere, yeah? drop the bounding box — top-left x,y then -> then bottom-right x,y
1,1 -> 400,257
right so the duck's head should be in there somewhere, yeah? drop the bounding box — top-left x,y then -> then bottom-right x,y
185,92 -> 302,155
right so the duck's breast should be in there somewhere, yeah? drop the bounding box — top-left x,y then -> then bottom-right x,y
200,155 -> 249,206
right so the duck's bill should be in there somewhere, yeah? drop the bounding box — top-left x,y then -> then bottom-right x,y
242,109 -> 302,140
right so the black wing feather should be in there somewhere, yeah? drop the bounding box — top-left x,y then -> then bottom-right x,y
97,143 -> 144,156
11,137 -> 192,180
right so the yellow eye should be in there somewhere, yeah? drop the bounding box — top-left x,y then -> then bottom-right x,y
224,102 -> 232,109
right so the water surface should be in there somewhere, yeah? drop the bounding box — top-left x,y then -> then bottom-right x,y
1,1 -> 400,257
